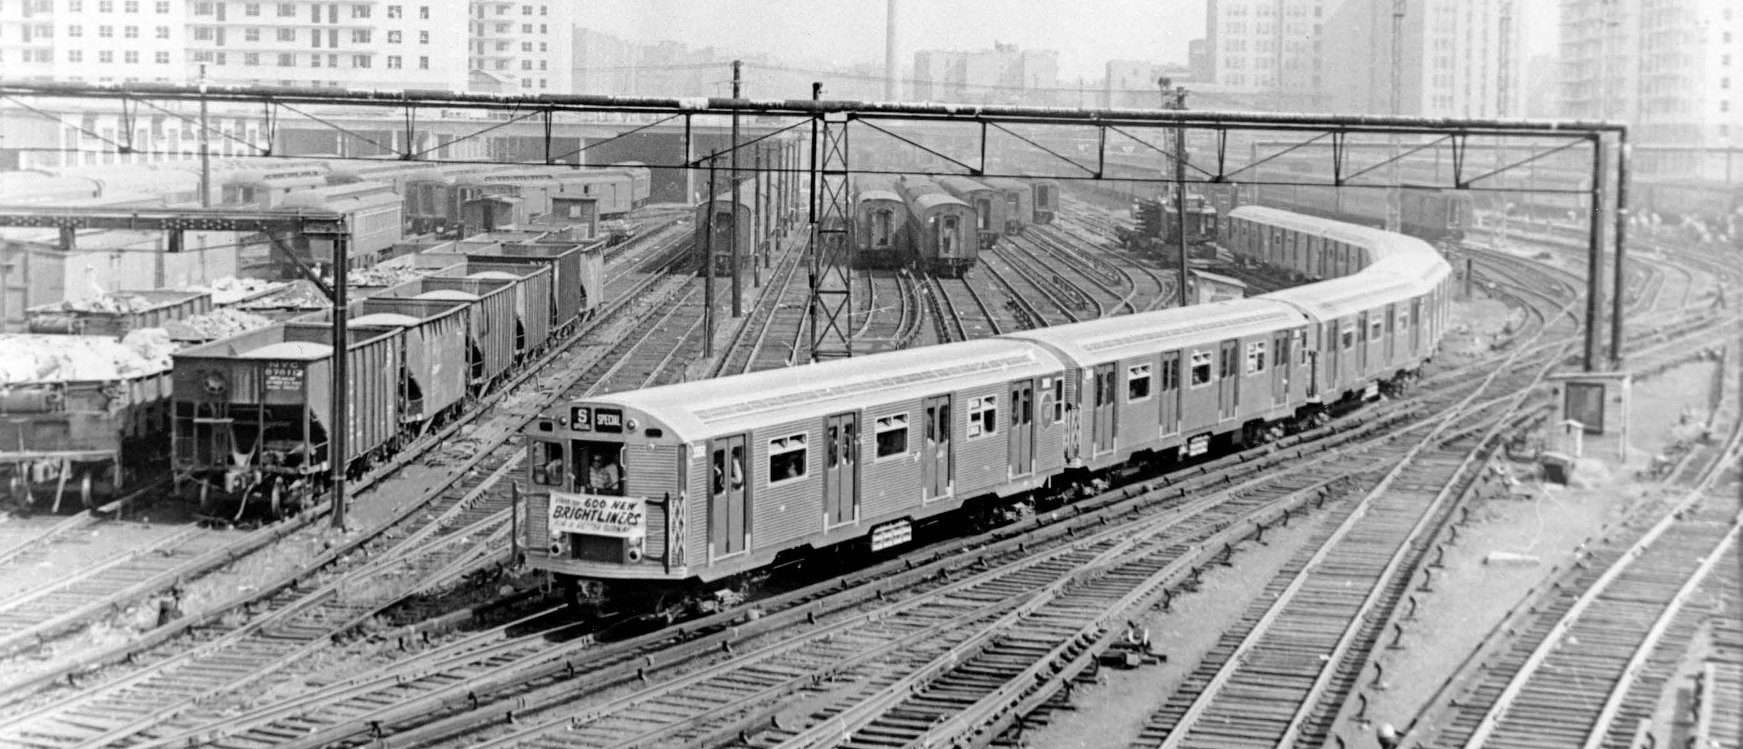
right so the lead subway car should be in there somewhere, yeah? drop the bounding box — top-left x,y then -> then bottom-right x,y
519,339 -> 1071,609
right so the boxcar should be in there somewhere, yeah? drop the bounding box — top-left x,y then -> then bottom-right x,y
852,189 -> 909,269
519,338 -> 1072,608
171,322 -> 401,516
936,176 -> 1008,249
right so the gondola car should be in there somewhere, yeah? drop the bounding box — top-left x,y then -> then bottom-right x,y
519,204 -> 1453,615
896,177 -> 977,277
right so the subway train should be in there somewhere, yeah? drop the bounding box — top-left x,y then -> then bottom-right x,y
519,204 -> 1452,613
895,176 -> 979,277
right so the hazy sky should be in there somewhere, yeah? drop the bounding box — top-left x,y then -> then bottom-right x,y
581,1 -> 1560,81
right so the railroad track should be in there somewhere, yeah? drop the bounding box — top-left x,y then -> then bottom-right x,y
979,250 -> 1072,328
922,274 -> 999,343
1124,334 -> 1562,748
106,287 -> 1737,749
852,268 -> 922,354
712,226 -> 812,376
1406,348 -> 1743,749
0,231 -> 708,743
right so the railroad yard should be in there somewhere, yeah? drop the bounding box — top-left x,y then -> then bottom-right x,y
0,78 -> 1738,749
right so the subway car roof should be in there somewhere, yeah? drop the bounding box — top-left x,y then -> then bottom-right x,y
1000,297 -> 1308,364
856,189 -> 904,205
577,338 -> 1067,440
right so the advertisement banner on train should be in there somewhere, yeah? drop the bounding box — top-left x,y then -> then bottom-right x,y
548,491 -> 646,537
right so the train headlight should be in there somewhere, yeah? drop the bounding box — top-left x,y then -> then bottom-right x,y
549,535 -> 567,557
203,372 -> 227,395
626,535 -> 645,563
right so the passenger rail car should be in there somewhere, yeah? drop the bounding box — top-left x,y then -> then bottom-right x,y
936,176 -> 1008,249
277,181 -> 406,269
694,182 -> 772,277
851,188 -> 909,269
984,178 -> 1033,234
522,205 -> 1453,613
220,164 -> 333,208
1031,179 -> 1060,224
1247,181 -> 1474,243
896,177 -> 977,277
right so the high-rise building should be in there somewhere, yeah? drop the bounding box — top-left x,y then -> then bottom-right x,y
1320,0 -> 1524,117
1203,0 -> 1335,110
0,0 -> 571,92
1558,0 -> 1740,175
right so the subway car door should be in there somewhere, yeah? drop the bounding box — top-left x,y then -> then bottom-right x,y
1007,380 -> 1035,477
1092,364 -> 1117,455
1217,339 -> 1239,421
1160,351 -> 1180,436
1272,331 -> 1290,406
1410,298 -> 1423,355
1384,304 -> 1397,365
1325,321 -> 1342,390
923,395 -> 953,501
823,413 -> 859,526
1356,311 -> 1370,375
708,435 -> 749,558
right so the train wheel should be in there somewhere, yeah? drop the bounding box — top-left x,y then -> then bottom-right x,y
80,473 -> 93,510
199,482 -> 213,515
269,482 -> 283,520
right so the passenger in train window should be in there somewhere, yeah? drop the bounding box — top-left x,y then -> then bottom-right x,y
587,453 -> 622,495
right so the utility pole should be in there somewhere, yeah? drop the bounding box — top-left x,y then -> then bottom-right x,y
730,60 -> 744,317
1161,77 -> 1190,307
705,154 -> 717,359
1386,0 -> 1404,233
199,64 -> 211,207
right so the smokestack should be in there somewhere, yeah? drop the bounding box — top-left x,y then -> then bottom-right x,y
885,0 -> 899,100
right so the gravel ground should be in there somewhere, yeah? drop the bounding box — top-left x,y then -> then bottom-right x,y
1014,354 -> 1728,749
1017,502 -> 1343,748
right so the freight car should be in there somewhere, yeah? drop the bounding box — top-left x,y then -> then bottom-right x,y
520,205 -> 1453,614
896,177 -> 977,277
936,175 -> 1008,249
2,290 -> 279,510
172,322 -> 403,517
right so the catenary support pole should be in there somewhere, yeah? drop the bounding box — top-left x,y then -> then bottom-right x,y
1610,129 -> 1628,369
705,155 -> 717,359
1583,133 -> 1606,373
730,60 -> 743,317
331,235 -> 349,530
